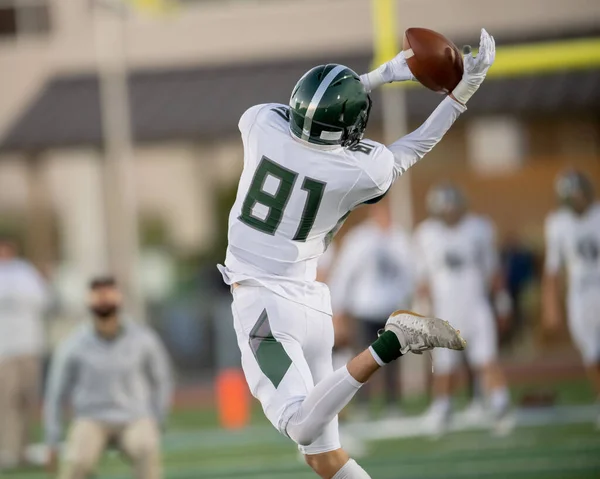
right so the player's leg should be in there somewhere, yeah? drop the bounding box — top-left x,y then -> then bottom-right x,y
0,357 -> 21,469
427,348 -> 460,434
119,418 -> 162,479
232,285 -> 374,449
233,287 -> 464,468
284,310 -> 465,449
19,356 -> 40,463
468,307 -> 510,422
299,310 -> 371,478
60,419 -> 108,479
567,296 -> 600,425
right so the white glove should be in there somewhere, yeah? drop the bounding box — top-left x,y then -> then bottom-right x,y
360,51 -> 415,93
452,28 -> 496,104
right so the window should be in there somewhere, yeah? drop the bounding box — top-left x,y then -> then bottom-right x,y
0,0 -> 51,39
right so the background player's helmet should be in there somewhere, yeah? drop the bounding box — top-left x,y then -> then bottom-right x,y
426,182 -> 467,223
289,64 -> 372,148
555,169 -> 594,213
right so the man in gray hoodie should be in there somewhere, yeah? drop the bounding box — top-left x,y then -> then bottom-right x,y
44,276 -> 172,479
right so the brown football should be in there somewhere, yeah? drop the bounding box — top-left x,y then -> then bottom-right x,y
403,27 -> 463,94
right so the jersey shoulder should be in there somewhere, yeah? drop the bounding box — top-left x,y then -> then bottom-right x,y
350,140 -> 394,191
238,103 -> 290,138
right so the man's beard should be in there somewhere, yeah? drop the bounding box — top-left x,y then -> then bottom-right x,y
90,304 -> 119,319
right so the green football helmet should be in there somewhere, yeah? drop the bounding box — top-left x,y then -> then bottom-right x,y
289,64 -> 371,148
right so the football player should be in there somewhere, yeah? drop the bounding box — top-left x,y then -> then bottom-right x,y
329,199 -> 414,419
543,170 -> 600,427
218,30 -> 495,479
414,183 -> 511,435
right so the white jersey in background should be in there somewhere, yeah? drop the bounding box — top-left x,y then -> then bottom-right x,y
330,222 -> 414,320
414,214 -> 498,314
545,202 -> 600,298
414,213 -> 500,372
0,259 -> 49,359
219,98 -> 465,314
545,202 -> 600,363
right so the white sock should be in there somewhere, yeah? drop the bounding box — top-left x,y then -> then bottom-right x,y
332,459 -> 372,478
285,366 -> 362,446
490,387 -> 510,414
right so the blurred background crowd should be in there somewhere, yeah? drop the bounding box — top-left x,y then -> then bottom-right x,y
0,0 -> 599,478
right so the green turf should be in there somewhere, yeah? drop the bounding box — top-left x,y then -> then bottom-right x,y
3,378 -> 598,479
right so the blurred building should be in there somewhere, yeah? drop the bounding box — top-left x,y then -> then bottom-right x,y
0,0 -> 599,367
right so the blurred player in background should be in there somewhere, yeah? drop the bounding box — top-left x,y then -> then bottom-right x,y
543,170 -> 600,427
219,30 -> 494,479
0,235 -> 50,471
44,276 -> 172,479
330,199 -> 414,419
317,243 -> 355,373
414,183 -> 511,435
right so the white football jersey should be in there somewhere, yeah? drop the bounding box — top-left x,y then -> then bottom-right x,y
544,202 -> 600,297
221,103 -> 393,313
219,97 -> 466,313
414,214 -> 498,311
329,221 -> 414,320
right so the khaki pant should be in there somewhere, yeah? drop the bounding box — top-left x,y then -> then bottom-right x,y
0,355 -> 39,466
60,418 -> 162,479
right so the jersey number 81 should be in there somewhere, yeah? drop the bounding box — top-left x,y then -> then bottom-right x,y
239,156 -> 326,242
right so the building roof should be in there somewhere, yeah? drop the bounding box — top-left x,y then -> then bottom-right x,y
1,53 -> 599,152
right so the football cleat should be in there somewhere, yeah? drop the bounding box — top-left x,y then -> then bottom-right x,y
383,310 -> 466,355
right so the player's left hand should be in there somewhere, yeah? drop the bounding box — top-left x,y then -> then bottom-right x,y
451,28 -> 496,104
360,51 -> 415,92
462,28 -> 496,87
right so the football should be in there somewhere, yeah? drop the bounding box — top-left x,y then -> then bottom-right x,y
403,27 -> 464,94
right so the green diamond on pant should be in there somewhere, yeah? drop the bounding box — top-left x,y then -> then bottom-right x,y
249,309 -> 292,388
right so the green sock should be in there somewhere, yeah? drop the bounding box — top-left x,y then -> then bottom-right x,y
371,330 -> 402,364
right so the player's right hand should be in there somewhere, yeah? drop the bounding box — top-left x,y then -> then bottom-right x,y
360,51 -> 415,92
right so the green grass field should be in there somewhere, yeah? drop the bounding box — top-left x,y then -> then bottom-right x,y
3,379 -> 599,479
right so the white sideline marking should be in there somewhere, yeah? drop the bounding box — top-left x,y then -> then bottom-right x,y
25,405 -> 598,462
341,404 -> 599,441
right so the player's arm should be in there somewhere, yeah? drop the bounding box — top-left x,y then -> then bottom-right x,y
44,342 -> 77,471
542,216 -> 564,332
385,30 -> 495,180
145,330 -> 174,428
